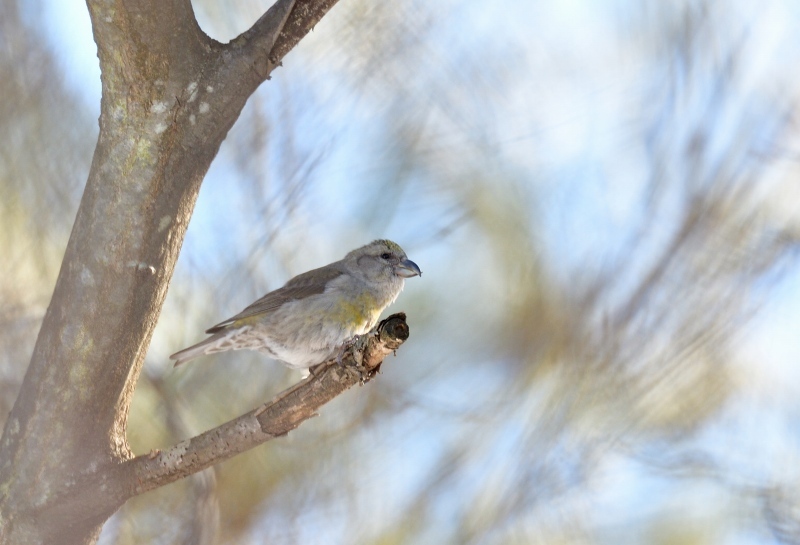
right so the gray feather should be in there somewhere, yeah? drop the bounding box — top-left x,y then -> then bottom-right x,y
205,264 -> 346,333
170,332 -> 228,366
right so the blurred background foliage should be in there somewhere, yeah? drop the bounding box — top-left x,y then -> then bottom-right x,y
2,0 -> 800,543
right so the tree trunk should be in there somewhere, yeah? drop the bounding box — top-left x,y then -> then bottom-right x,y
0,0 -> 342,542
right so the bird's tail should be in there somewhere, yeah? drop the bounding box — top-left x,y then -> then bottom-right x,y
170,332 -> 228,367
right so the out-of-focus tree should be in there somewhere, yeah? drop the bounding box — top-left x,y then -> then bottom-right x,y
0,0 -> 93,418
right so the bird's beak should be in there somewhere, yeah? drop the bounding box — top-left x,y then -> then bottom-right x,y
395,258 -> 422,278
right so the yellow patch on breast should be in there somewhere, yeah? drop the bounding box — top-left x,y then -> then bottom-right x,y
330,291 -> 382,329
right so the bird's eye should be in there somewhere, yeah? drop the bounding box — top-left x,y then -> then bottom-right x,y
380,252 -> 392,260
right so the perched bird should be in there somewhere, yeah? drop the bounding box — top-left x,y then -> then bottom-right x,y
170,239 -> 421,369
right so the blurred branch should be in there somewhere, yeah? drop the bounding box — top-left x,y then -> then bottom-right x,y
143,369 -> 220,544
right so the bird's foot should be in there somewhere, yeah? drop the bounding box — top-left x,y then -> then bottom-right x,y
335,336 -> 360,367
335,335 -> 375,384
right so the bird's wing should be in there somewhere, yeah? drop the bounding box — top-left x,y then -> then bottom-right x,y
205,263 -> 346,333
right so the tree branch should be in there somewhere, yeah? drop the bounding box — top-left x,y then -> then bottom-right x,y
227,0 -> 341,79
269,0 -> 343,63
232,0 -> 297,79
35,314 -> 410,529
131,312 -> 408,494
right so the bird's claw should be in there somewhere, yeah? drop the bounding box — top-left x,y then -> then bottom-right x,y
336,335 -> 360,367
336,335 -> 375,384
335,347 -> 347,367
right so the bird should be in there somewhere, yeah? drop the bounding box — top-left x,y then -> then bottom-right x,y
170,239 -> 421,370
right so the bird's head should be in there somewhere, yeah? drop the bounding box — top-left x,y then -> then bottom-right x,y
345,239 -> 422,285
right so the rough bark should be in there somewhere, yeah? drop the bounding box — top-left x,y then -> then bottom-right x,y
0,0 -> 351,543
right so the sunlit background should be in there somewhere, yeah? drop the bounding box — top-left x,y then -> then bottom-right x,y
3,0 -> 800,543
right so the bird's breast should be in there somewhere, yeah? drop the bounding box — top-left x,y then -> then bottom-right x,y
329,291 -> 384,332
